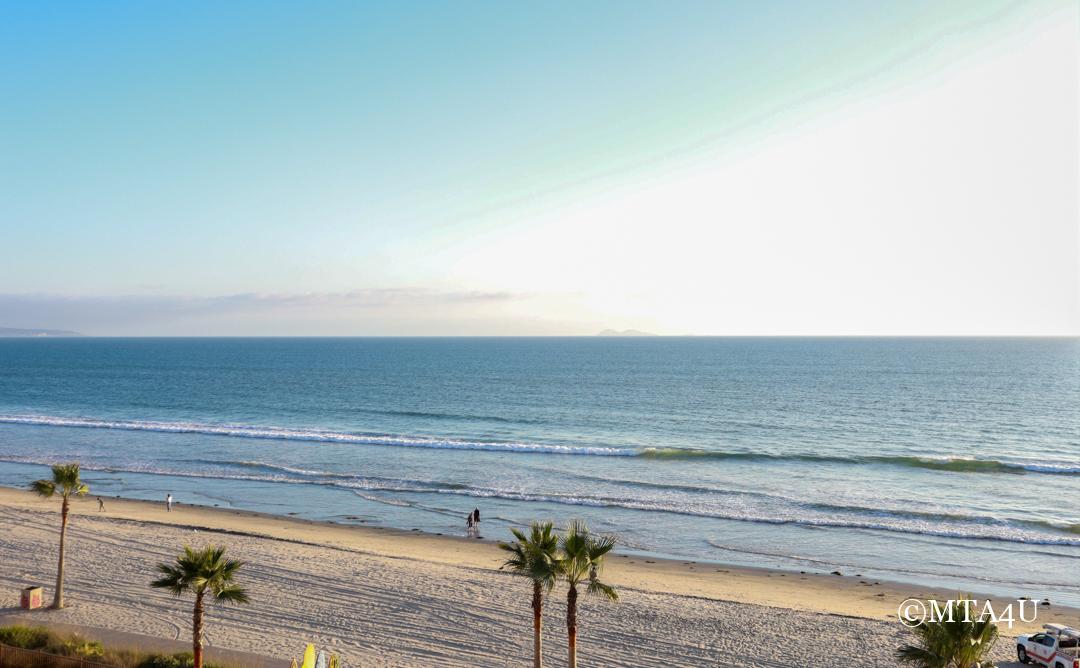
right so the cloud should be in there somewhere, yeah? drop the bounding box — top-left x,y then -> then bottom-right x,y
0,289 -> 544,336
178,288 -> 521,310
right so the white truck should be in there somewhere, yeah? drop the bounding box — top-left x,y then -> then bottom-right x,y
1017,624 -> 1080,667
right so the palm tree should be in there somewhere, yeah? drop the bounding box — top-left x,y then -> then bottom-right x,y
30,463 -> 89,609
896,596 -> 999,668
151,545 -> 250,668
560,520 -> 618,668
499,521 -> 562,668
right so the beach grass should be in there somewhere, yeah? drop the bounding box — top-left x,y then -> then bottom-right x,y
0,625 -> 226,668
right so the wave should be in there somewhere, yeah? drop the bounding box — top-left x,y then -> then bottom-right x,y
352,492 -> 415,508
1,413 -> 1077,477
0,414 -> 629,456
247,483 -> 1080,546
5,454 -> 1080,548
1028,519 -> 1080,536
238,461 -> 1080,539
705,540 -> 1080,588
640,448 -> 1080,475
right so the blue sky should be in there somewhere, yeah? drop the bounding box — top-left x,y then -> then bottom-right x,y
1,1 -> 1077,335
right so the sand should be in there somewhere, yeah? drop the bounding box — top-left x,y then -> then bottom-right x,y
0,487 -> 1070,667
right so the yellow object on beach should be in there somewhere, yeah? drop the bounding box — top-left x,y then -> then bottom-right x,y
301,644 -> 316,668
290,660 -> 298,668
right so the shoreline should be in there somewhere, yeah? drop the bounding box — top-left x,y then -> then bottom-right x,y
2,486 -> 1075,633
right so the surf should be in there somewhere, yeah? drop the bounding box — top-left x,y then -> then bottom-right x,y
3,413 -> 1078,478
5,454 -> 1079,548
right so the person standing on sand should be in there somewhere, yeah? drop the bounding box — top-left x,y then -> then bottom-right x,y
97,497 -> 105,512
166,493 -> 173,512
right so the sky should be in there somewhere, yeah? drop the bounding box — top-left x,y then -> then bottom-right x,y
1,0 -> 1077,336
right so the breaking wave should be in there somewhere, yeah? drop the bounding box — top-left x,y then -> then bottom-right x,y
3,454 -> 1080,547
1,414 -> 1077,476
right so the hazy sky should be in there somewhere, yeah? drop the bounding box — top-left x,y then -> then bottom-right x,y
2,1 -> 1077,335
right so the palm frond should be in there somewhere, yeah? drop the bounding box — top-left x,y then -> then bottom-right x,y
55,464 -> 85,494
31,463 -> 89,498
896,644 -> 946,667
499,521 -> 563,588
150,545 -> 250,606
560,519 -> 620,603
895,594 -> 999,668
588,534 -> 616,560
30,479 -> 56,498
214,584 -> 250,605
150,565 -> 190,596
586,579 -> 619,602
498,542 -> 529,571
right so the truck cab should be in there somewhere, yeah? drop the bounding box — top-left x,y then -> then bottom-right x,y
1017,624 -> 1080,667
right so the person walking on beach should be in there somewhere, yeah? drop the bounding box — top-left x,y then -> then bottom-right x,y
472,508 -> 480,525
97,497 -> 105,512
166,493 -> 173,512
466,513 -> 474,536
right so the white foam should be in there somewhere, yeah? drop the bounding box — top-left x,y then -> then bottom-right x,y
0,414 -> 630,456
1011,462 -> 1080,474
5,452 -> 1079,547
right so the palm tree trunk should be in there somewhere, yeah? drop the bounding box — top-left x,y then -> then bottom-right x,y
532,581 -> 543,668
53,497 -> 68,609
566,584 -> 578,668
193,591 -> 205,668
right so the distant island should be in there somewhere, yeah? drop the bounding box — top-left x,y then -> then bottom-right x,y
596,329 -> 658,337
0,327 -> 83,337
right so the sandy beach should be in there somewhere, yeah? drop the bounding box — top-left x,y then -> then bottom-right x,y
1,487 -> 1072,667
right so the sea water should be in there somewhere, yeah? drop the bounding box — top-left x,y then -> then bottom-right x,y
0,337 -> 1077,603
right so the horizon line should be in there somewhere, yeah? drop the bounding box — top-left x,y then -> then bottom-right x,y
4,334 -> 1079,340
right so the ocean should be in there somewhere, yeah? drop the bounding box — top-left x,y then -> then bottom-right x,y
0,337 -> 1077,603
